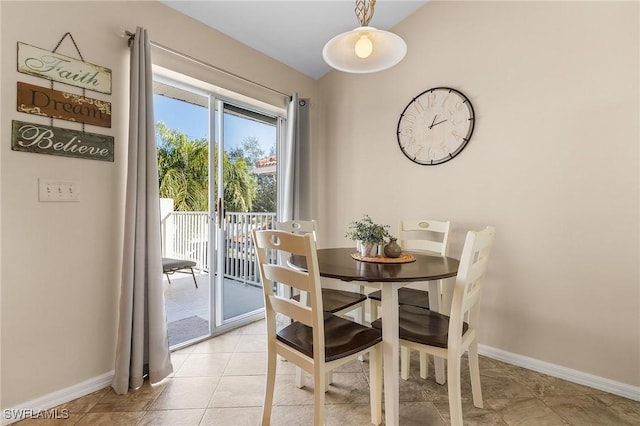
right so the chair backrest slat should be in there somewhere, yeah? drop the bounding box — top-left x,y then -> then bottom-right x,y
263,264 -> 312,294
268,294 -> 314,327
275,220 -> 318,241
398,219 -> 451,256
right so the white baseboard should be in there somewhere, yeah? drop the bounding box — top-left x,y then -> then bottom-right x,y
1,371 -> 114,425
350,311 -> 640,402
478,344 -> 640,402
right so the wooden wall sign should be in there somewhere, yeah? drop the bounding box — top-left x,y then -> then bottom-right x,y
17,42 -> 112,94
17,82 -> 111,128
11,120 -> 114,162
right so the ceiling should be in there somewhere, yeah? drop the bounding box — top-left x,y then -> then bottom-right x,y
159,1 -> 428,80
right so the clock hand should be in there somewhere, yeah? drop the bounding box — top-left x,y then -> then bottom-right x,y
431,119 -> 447,128
429,114 -> 437,129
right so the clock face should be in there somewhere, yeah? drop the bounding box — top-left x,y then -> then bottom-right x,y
397,87 -> 475,165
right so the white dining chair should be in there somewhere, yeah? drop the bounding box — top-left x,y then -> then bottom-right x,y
275,220 -> 368,389
372,226 -> 495,425
253,229 -> 383,426
368,219 -> 451,379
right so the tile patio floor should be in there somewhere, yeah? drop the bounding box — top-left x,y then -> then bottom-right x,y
164,273 -> 264,346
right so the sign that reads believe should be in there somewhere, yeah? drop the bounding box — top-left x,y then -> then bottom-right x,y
11,120 -> 114,162
17,42 -> 112,94
17,82 -> 111,128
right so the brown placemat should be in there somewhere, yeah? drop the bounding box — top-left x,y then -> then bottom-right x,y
351,253 -> 416,264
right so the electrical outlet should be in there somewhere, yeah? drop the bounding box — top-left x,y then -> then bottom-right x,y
38,179 -> 80,202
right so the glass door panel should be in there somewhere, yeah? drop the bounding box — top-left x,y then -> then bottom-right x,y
215,103 -> 277,323
153,80 -> 212,348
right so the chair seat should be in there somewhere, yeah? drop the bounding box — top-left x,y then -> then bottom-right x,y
162,257 -> 197,272
292,288 -> 367,313
371,305 -> 468,349
278,313 -> 382,362
367,287 -> 430,310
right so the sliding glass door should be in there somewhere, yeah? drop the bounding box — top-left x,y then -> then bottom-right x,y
213,101 -> 278,325
154,76 -> 279,347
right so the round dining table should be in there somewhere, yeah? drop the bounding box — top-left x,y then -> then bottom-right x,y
289,247 -> 459,426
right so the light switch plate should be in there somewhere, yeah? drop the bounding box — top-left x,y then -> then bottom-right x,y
39,179 -> 80,202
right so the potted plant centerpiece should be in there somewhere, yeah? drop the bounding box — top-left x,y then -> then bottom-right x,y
346,214 -> 391,257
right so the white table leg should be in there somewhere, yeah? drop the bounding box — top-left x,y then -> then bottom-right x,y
381,284 -> 400,426
428,280 -> 446,385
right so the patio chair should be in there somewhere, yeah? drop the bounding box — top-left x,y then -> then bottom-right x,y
162,257 -> 198,288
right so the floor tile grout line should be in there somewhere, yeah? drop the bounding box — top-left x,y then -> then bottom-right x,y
17,319 -> 640,426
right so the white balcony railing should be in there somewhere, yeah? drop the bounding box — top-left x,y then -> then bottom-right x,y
161,211 -> 276,287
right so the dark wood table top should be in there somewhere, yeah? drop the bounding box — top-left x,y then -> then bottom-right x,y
289,247 -> 459,283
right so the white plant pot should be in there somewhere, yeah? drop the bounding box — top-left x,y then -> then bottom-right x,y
358,241 -> 378,257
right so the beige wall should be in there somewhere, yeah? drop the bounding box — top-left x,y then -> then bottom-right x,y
0,0 -> 316,408
317,1 -> 639,387
1,0 -> 638,411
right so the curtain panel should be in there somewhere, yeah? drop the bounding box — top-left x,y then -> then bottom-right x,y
112,27 -> 173,395
279,94 -> 311,222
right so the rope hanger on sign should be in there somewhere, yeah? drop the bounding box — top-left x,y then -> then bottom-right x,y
49,32 -> 87,132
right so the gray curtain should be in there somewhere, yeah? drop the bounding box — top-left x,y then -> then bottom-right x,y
112,27 -> 173,395
279,93 -> 311,221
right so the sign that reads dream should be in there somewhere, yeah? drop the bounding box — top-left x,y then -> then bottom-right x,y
17,82 -> 112,128
17,42 -> 112,94
12,120 -> 114,162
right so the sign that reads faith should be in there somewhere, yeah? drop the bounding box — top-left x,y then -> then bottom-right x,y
17,82 -> 112,128
17,42 -> 112,94
12,120 -> 114,162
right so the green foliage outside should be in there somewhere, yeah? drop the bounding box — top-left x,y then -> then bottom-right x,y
156,122 -> 275,213
229,136 -> 277,213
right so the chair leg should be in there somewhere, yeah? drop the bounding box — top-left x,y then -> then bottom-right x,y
296,289 -> 308,389
468,341 -> 483,408
357,302 -> 365,362
419,351 -> 429,379
313,367 -> 326,426
370,299 -> 379,321
165,273 -> 171,285
435,357 -> 446,384
189,267 -> 198,288
295,366 -> 305,388
358,285 -> 366,324
325,371 -> 332,392
400,346 -> 410,380
261,348 -> 277,426
447,355 -> 463,426
369,345 -> 383,425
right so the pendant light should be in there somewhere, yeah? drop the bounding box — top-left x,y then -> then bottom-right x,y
323,0 -> 407,74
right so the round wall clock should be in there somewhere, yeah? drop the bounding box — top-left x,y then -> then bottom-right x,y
396,87 -> 475,165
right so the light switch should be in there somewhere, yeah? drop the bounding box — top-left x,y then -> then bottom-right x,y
39,179 -> 80,202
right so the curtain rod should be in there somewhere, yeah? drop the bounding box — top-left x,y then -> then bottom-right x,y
122,28 -> 290,99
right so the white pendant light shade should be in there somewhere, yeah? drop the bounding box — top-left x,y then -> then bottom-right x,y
323,26 -> 407,74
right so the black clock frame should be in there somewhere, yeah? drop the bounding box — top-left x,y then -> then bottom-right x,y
396,87 -> 475,166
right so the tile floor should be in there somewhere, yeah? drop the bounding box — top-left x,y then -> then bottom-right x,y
15,319 -> 640,425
